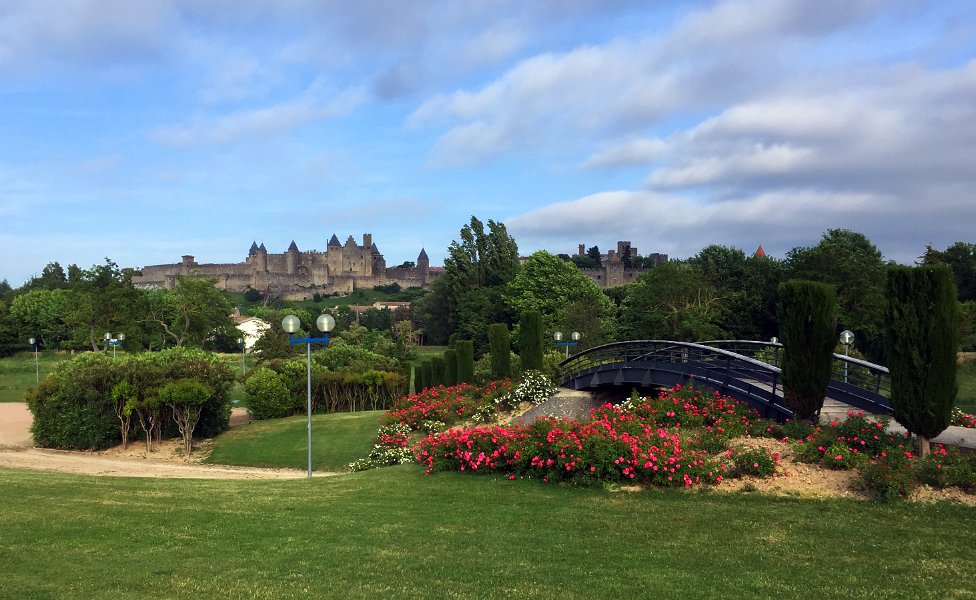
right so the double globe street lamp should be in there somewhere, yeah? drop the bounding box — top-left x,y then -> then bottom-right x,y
104,332 -> 125,358
282,313 -> 336,479
553,331 -> 581,357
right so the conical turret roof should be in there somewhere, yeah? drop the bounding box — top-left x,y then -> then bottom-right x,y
328,234 -> 341,247
288,240 -> 299,252
249,241 -> 259,255
258,242 -> 267,253
418,248 -> 429,261
370,242 -> 380,254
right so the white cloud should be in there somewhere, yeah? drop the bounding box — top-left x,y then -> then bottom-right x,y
151,86 -> 366,147
582,137 -> 669,169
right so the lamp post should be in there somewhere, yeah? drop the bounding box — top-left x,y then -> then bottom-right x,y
839,330 -> 854,384
553,331 -> 581,357
28,337 -> 38,383
282,312 -> 336,479
770,336 -> 779,366
105,333 -> 124,358
237,337 -> 246,376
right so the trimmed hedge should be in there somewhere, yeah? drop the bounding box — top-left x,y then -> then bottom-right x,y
26,348 -> 235,450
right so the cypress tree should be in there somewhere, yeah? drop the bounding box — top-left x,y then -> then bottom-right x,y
777,280 -> 837,420
444,349 -> 458,386
488,323 -> 512,380
420,360 -> 433,391
886,265 -> 958,457
430,356 -> 447,388
456,340 -> 475,383
520,310 -> 544,371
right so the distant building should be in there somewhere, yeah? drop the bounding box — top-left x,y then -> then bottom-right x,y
232,314 -> 270,351
574,241 -> 668,287
132,234 -> 439,299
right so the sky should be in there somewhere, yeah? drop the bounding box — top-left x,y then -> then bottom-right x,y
2,0 -> 975,286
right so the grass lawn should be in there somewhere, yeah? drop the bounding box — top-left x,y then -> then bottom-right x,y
0,466 -> 973,599
957,360 -> 976,414
204,410 -> 384,471
0,351 -> 72,402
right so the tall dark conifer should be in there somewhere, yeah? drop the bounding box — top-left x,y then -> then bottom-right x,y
886,265 -> 958,457
488,323 -> 511,380
520,311 -> 544,371
777,280 -> 837,420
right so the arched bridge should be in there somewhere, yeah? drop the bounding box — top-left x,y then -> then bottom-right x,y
558,340 -> 892,422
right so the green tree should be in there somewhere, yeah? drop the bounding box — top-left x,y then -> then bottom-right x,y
689,245 -> 784,340
620,261 -> 725,341
8,289 -> 73,348
923,242 -> 976,302
244,367 -> 293,420
439,216 -> 520,352
158,378 -> 211,456
455,340 -> 475,384
488,323 -> 511,380
786,230 -> 886,360
504,251 -> 615,348
145,275 -> 235,348
431,355 -> 447,387
444,348 -> 458,386
421,360 -> 434,391
886,265 -> 959,457
777,280 -> 837,420
519,311 -> 544,371
65,259 -> 144,352
587,246 -> 602,267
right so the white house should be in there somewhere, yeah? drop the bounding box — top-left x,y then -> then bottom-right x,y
233,316 -> 271,351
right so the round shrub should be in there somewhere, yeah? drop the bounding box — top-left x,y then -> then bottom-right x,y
244,368 -> 295,420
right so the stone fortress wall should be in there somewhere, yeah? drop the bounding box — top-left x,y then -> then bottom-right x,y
574,241 -> 668,288
133,233 -> 437,299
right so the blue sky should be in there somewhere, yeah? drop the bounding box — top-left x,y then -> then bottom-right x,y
2,0 -> 975,286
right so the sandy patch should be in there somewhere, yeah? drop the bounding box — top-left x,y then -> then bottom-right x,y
0,404 -> 318,479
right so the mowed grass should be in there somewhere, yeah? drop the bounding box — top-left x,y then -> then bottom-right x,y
0,351 -> 72,402
204,410 -> 384,472
957,360 -> 976,414
0,466 -> 973,599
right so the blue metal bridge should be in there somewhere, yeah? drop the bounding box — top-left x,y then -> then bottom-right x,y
558,340 -> 892,422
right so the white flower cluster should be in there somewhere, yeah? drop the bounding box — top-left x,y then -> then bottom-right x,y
494,370 -> 557,410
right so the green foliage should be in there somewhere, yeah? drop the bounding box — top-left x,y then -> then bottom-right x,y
439,217 -> 520,353
443,348 -> 458,386
26,348 -> 233,449
731,446 -> 778,477
455,340 -> 475,383
786,229 -> 887,360
244,367 -> 294,420
420,360 -> 433,391
145,274 -> 236,349
474,351 -> 521,385
886,265 -> 959,445
8,289 -> 73,349
620,261 -> 726,341
923,241 -> 976,302
488,323 -> 511,379
519,311 -> 544,371
26,353 -> 123,449
856,456 -> 916,502
777,279 -> 837,420
430,356 -> 447,387
504,251 -> 616,348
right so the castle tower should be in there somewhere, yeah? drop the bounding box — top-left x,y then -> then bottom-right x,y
578,244 -> 585,256
417,248 -> 430,285
286,240 -> 299,275
257,242 -> 268,272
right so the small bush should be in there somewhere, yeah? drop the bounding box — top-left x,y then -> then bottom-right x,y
914,449 -> 976,490
857,456 -> 915,502
731,446 -> 778,477
244,368 -> 295,420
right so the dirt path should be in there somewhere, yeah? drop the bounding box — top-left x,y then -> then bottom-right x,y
0,403 -> 314,479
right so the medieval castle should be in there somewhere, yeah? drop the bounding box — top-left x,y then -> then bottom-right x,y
132,234 -> 439,299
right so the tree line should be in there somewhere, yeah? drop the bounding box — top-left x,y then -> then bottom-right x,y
412,221 -> 976,364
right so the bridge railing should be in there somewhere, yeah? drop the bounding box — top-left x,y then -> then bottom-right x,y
560,340 -> 893,420
699,340 -> 891,398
